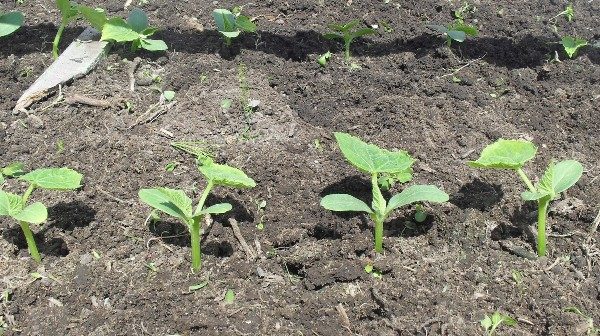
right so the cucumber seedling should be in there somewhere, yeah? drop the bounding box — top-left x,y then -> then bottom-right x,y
80,7 -> 167,52
480,312 -> 517,336
0,11 -> 24,38
321,132 -> 449,253
469,139 -> 583,257
426,21 -> 478,46
0,167 -> 83,262
139,157 -> 255,272
212,7 -> 256,46
323,20 -> 376,61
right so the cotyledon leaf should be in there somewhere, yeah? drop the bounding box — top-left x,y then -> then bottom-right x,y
468,139 -> 537,170
19,168 -> 82,190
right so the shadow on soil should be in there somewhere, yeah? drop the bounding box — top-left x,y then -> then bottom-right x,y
450,178 -> 504,211
2,201 -> 96,257
4,25 -> 599,68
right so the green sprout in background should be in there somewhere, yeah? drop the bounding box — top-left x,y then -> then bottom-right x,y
0,11 -> 24,38
212,7 -> 256,46
481,312 -> 517,336
323,20 -> 375,61
0,167 -> 83,262
469,139 -> 583,257
321,132 -> 448,253
139,157 -> 255,272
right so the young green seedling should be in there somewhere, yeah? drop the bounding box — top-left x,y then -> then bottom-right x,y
0,11 -> 24,38
469,139 -> 583,257
0,167 -> 83,262
212,8 -> 256,46
139,157 -> 255,272
323,20 -> 376,61
88,7 -> 167,52
480,312 -> 517,336
321,133 -> 448,253
53,0 -> 79,59
426,21 -> 478,46
560,35 -> 588,58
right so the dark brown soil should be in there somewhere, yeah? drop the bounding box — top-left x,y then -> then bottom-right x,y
1,0 -> 599,335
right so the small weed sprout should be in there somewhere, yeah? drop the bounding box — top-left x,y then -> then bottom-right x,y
212,7 -> 256,46
0,11 -> 24,38
80,6 -> 167,52
0,167 -> 83,262
139,157 -> 255,272
469,139 -> 583,257
323,20 -> 376,61
480,312 -> 517,336
321,133 -> 448,253
317,51 -> 332,67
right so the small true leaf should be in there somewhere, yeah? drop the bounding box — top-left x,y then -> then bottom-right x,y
561,36 -> 588,58
386,185 -> 449,214
235,15 -> 256,32
139,188 -> 193,221
212,9 -> 237,32
334,132 -> 414,174
20,168 -> 82,190
162,90 -> 175,101
468,139 -> 537,169
198,160 -> 256,189
321,194 -> 373,213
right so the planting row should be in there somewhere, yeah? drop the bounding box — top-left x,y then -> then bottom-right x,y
0,2 -> 595,61
0,134 -> 583,272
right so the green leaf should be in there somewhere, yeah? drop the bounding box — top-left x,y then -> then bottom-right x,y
468,139 -> 537,170
426,24 -> 449,34
451,22 -> 478,36
320,194 -> 373,214
141,27 -> 158,37
196,203 -> 232,216
235,15 -> 256,33
0,190 -> 24,217
386,185 -> 448,214
20,168 -> 82,190
220,31 -> 240,38
224,289 -> 235,304
353,28 -> 376,38
480,315 -> 492,330
198,160 -> 256,189
78,6 -> 106,31
189,281 -> 208,292
341,20 -> 360,31
101,18 -> 139,42
2,162 -> 25,177
0,11 -> 24,38
138,188 -> 193,221
212,9 -> 237,32
561,36 -> 588,58
127,8 -> 149,33
317,51 -> 332,67
56,0 -> 78,20
323,33 -> 342,40
13,202 -> 47,224
334,132 -> 415,174
531,160 -> 583,200
162,90 -> 175,101
447,30 -> 467,42
141,38 -> 168,51
0,175 -> 4,185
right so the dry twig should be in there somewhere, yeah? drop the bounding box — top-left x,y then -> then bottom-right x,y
228,218 -> 256,261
